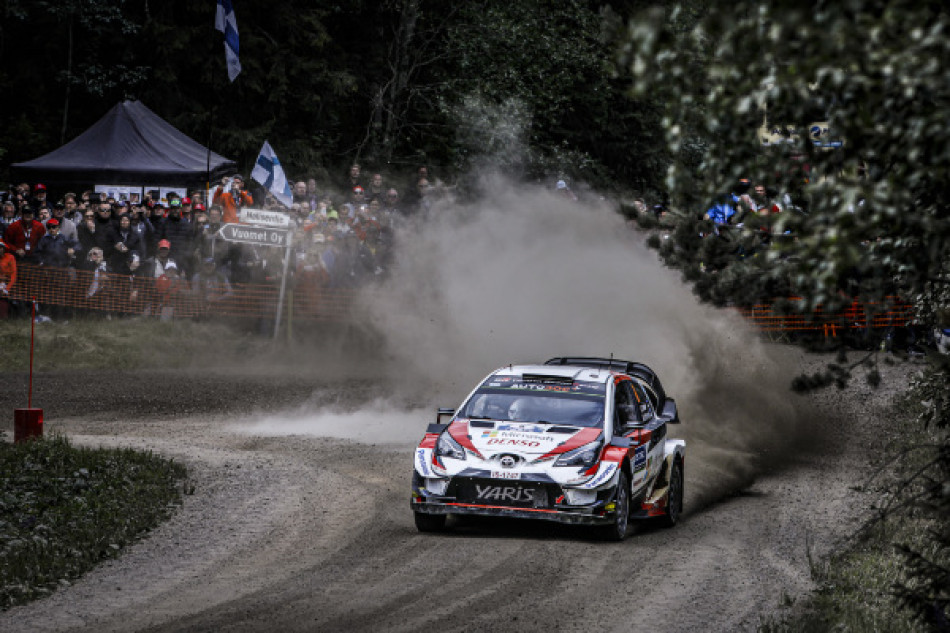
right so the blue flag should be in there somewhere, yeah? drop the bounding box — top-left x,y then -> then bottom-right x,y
250,141 -> 293,208
215,0 -> 241,82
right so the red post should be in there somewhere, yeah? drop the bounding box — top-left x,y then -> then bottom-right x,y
15,298 -> 43,442
29,297 -> 35,408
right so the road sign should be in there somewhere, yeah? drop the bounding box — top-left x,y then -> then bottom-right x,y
240,207 -> 291,227
217,223 -> 292,247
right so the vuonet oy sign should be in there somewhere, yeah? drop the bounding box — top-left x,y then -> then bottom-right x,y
217,223 -> 291,248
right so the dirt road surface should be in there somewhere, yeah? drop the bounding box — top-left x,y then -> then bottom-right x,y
0,359 -> 909,633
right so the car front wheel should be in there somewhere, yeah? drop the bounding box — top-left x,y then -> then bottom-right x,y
597,471 -> 631,542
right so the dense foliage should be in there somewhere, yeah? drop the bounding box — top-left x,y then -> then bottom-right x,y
0,435 -> 188,609
618,1 -> 949,628
0,0 -> 667,193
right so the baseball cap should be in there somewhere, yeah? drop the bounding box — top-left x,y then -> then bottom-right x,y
47,218 -> 60,227
169,198 -> 181,207
194,203 -> 206,211
158,239 -> 171,249
34,183 -> 47,192
182,197 -> 192,205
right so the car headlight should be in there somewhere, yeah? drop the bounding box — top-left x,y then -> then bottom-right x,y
436,432 -> 466,461
554,440 -> 602,468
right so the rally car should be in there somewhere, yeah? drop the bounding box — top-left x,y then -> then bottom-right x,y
410,357 -> 685,540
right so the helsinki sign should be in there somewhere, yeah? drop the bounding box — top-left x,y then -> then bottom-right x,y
217,223 -> 291,247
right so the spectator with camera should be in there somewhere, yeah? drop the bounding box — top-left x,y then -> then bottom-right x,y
213,174 -> 254,223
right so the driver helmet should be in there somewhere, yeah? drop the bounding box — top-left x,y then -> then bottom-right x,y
507,398 -> 531,422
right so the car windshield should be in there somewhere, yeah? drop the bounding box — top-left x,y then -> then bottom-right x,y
459,388 -> 605,428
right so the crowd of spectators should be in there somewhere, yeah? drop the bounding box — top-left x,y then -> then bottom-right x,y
0,164 -> 444,320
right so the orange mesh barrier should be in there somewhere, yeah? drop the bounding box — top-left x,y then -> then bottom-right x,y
734,297 -> 914,333
6,262 -> 913,332
6,262 -> 358,322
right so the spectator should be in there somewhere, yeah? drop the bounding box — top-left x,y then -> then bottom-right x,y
157,199 -> 193,276
105,214 -> 143,275
556,179 -> 578,202
306,179 -> 320,210
148,239 -> 178,278
191,257 -> 233,315
367,173 -> 385,201
81,246 -> 110,306
36,218 -> 79,320
129,204 -> 154,259
1,201 -> 17,235
77,207 -> 107,255
36,218 -> 79,268
62,193 -> 81,222
0,240 -> 16,318
293,181 -> 309,205
213,175 -> 254,223
32,183 -> 53,212
4,206 -> 46,263
50,201 -> 79,244
414,178 -> 432,214
37,207 -> 52,224
345,163 -> 363,190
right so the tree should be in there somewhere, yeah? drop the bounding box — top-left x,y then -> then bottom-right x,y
617,1 -> 949,626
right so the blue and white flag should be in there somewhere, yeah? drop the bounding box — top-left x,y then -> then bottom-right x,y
251,141 -> 293,208
215,0 -> 241,82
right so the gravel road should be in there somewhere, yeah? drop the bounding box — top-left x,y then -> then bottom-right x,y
0,355 -> 912,633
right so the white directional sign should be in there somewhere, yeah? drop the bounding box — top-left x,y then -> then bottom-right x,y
239,207 -> 291,227
217,223 -> 291,247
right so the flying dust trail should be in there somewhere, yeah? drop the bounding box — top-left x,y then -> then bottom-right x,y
236,175 -> 819,511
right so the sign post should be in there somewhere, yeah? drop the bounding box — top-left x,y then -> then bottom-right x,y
216,223 -> 294,340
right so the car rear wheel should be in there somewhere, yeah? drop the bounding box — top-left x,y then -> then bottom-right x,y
414,511 -> 447,533
660,459 -> 683,528
597,471 -> 631,542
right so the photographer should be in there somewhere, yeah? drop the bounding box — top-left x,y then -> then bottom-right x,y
212,174 -> 253,224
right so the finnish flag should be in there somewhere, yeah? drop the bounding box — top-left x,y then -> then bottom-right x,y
215,0 -> 241,82
251,141 -> 294,208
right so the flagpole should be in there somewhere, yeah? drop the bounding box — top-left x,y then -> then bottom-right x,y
206,2 -> 218,203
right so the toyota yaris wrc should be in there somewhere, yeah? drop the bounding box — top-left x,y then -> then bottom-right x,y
410,357 -> 685,540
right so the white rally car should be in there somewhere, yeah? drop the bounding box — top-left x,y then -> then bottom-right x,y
410,357 -> 685,540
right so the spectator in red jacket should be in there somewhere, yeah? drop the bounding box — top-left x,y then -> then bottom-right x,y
0,241 -> 16,318
3,206 -> 46,263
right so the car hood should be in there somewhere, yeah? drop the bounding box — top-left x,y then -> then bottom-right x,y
450,419 -> 601,460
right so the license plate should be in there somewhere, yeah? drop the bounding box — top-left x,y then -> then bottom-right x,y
490,470 -> 521,480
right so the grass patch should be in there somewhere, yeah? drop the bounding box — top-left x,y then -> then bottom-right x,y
0,316 -> 270,372
0,435 -> 189,609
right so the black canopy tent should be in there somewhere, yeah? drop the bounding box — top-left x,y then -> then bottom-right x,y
12,100 -> 236,188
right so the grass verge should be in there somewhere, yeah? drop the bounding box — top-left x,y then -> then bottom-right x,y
0,434 -> 189,610
0,316 -> 271,372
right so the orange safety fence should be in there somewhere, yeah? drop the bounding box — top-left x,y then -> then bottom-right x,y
4,262 -> 915,333
5,262 -> 359,322
735,297 -> 914,336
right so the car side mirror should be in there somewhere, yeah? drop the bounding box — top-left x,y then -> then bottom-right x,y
436,407 -> 455,424
660,398 -> 680,424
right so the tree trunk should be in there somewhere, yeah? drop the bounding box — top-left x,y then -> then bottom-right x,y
61,16 -> 74,145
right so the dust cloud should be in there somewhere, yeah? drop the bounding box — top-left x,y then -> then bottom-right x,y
238,174 -> 818,511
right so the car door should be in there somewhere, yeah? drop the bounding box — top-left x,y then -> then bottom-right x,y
631,380 -> 665,484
